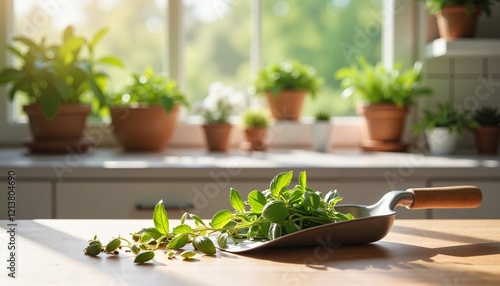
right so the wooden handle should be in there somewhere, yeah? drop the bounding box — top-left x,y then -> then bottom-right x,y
406,186 -> 482,210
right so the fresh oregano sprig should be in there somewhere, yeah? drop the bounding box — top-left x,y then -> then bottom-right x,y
84,171 -> 354,263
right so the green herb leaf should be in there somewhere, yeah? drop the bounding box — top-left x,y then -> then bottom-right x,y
299,171 -> 307,189
84,239 -> 102,256
134,251 -> 154,264
262,201 -> 288,223
304,191 -> 321,210
247,225 -> 260,240
153,200 -> 169,235
189,214 -> 206,227
210,210 -> 232,229
268,223 -> 282,240
193,236 -> 216,255
167,233 -> 189,250
270,171 -> 293,199
285,219 -> 300,234
105,238 -> 121,253
173,224 -> 192,235
247,190 -> 267,214
130,245 -> 140,255
141,227 -> 164,240
180,212 -> 188,224
217,233 -> 229,248
230,188 -> 245,213
288,188 -> 303,205
180,250 -> 196,260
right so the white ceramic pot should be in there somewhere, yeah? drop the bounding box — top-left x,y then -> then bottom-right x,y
310,122 -> 332,152
425,127 -> 458,155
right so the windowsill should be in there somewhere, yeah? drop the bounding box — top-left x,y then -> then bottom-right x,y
0,115 -> 365,148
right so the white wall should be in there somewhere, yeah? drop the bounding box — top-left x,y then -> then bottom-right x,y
421,3 -> 500,150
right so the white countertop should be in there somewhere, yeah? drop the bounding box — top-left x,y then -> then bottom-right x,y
0,147 -> 499,180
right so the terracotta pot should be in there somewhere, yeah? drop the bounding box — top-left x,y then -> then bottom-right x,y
436,5 -> 480,40
110,105 -> 179,152
359,103 -> 408,142
22,104 -> 93,154
202,124 -> 232,152
242,127 -> 267,151
266,90 -> 306,121
474,126 -> 500,155
23,104 -> 91,139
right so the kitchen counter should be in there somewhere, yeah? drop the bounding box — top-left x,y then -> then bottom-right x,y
1,147 -> 500,220
1,219 -> 499,285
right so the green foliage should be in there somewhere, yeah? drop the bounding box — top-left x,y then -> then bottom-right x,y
254,60 -> 324,99
335,56 -> 432,108
108,68 -> 188,113
0,25 -> 124,119
240,108 -> 271,128
417,0 -> 500,16
314,109 -> 332,121
472,106 -> 500,126
84,170 -> 354,263
413,102 -> 479,135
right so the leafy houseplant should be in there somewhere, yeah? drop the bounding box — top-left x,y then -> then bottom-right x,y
335,56 -> 431,152
254,60 -> 323,121
108,68 -> 188,152
198,82 -> 245,152
240,108 -> 271,151
418,0 -> 500,40
0,25 -> 123,153
471,106 -> 500,154
310,109 -> 333,152
413,102 -> 478,155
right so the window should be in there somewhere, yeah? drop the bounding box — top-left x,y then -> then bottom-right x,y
183,0 -> 382,116
1,0 -> 395,146
9,0 -> 168,121
261,0 -> 382,116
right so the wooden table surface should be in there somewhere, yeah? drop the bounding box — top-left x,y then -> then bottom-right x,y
1,219 -> 500,285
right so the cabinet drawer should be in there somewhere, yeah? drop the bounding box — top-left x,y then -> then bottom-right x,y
56,181 -> 268,219
0,181 -> 52,219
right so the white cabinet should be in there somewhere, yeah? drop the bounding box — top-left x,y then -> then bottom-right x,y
55,178 -> 432,219
0,181 -> 52,219
56,181 -> 269,219
429,180 -> 500,219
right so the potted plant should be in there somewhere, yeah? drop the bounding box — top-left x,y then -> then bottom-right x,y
107,68 -> 188,152
335,56 -> 432,152
310,109 -> 333,152
197,82 -> 245,152
413,102 -> 478,155
471,106 -> 500,154
240,108 -> 271,151
0,25 -> 123,153
253,60 -> 323,121
418,0 -> 500,40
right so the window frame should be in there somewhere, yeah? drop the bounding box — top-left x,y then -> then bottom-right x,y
0,0 -> 422,148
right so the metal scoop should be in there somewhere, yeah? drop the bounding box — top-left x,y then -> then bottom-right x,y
219,186 -> 482,253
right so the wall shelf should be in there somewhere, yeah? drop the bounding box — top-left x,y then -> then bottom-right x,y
426,38 -> 500,58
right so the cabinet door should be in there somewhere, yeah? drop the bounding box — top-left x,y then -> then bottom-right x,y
429,180 -> 500,219
0,181 -> 52,219
56,181 -> 268,219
